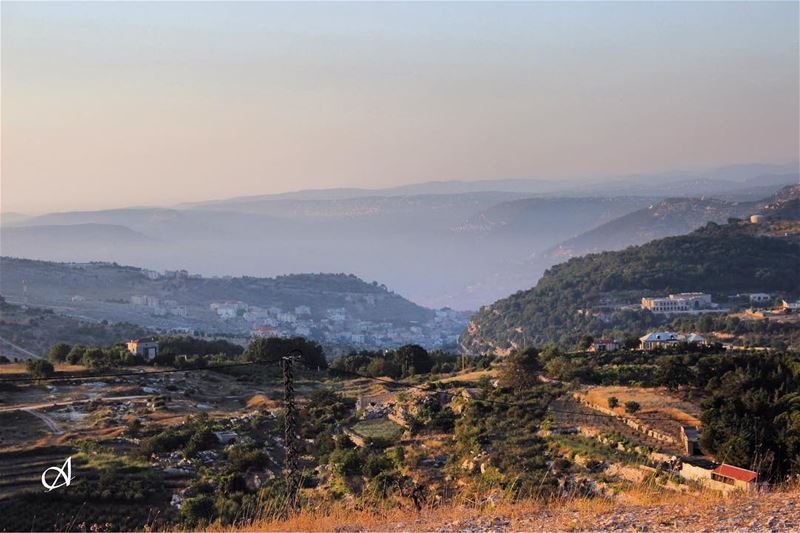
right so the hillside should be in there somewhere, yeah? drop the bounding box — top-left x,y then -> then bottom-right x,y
0,297 -> 153,359
760,183 -> 800,219
0,257 -> 463,352
548,184 -> 799,259
547,198 -> 750,259
460,221 -> 800,353
452,197 -> 650,239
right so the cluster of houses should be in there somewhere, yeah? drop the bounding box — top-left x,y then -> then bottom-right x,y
129,294 -> 188,317
122,291 -> 467,350
638,331 -> 708,350
215,301 -> 468,350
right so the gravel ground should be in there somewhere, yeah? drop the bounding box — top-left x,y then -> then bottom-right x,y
428,491 -> 800,532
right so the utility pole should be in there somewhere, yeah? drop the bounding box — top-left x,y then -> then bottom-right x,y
282,350 -> 302,512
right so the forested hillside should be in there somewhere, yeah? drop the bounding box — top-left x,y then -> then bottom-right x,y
461,222 -> 800,353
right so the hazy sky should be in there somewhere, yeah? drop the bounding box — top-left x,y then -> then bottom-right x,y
2,1 -> 798,214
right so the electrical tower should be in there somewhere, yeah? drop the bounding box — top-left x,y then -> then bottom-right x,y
282,350 -> 302,512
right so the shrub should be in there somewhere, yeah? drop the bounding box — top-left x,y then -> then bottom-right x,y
48,343 -> 71,363
66,345 -> 86,365
362,453 -> 394,478
624,401 -> 641,414
26,359 -> 54,378
227,444 -> 267,472
181,495 -> 216,527
330,448 -> 365,476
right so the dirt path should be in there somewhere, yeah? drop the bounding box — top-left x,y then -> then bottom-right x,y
0,334 -> 39,359
21,408 -> 63,435
0,395 -> 149,414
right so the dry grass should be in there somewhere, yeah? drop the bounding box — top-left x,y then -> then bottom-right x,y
583,385 -> 701,422
0,362 -> 89,374
246,393 -> 280,410
0,363 -> 28,375
202,483 -> 800,532
436,368 -> 498,384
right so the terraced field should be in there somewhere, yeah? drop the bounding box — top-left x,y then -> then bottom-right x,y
0,447 -> 183,531
0,446 -> 77,500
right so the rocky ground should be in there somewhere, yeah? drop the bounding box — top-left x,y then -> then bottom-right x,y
231,487 -> 800,532
431,490 -> 800,532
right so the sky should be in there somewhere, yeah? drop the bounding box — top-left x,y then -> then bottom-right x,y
2,1 -> 798,214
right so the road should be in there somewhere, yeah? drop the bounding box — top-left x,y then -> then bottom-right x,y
0,334 -> 39,359
0,395 -> 150,415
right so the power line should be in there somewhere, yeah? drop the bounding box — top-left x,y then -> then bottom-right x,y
282,351 -> 302,513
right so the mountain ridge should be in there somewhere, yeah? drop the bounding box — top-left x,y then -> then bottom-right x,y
460,220 -> 800,353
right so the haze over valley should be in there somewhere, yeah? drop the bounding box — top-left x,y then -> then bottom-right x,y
2,163 -> 796,312
2,2 -> 799,531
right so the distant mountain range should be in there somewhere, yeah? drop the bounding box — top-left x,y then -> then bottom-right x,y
547,184 -> 800,259
0,163 -> 796,310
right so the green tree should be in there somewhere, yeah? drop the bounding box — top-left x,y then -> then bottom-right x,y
243,336 -> 327,369
624,401 -> 641,414
658,356 -> 693,391
81,347 -> 106,367
181,495 -> 216,527
607,396 -> 619,409
48,343 -> 71,363
26,359 -> 54,378
396,344 -> 433,376
66,345 -> 86,365
500,347 -> 542,389
577,335 -> 594,351
697,314 -> 714,333
699,352 -> 800,479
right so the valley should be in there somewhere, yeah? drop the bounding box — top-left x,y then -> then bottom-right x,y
0,170 -> 798,533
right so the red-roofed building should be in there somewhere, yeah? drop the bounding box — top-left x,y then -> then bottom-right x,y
253,325 -> 277,338
711,463 -> 758,491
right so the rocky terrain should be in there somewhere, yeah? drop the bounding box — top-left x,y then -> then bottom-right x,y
246,488 -> 800,532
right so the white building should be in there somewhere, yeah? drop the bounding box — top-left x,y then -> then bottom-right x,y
639,331 -> 707,350
642,293 -> 712,314
294,305 -> 311,316
142,269 -> 161,280
748,293 -> 771,304
327,308 -> 346,321
127,337 -> 159,360
211,301 -> 247,319
131,295 -> 161,307
782,300 -> 800,311
589,338 -> 619,352
216,307 -> 237,319
277,312 -> 297,324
